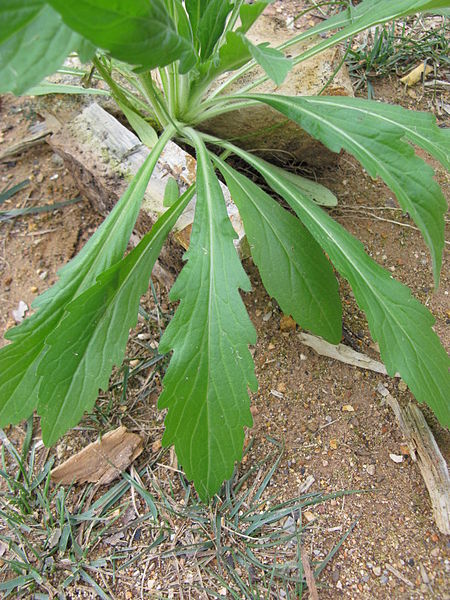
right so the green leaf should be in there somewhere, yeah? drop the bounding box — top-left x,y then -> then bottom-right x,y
77,38 -> 96,63
174,0 -> 194,46
0,2 -> 82,94
158,133 -> 257,501
233,148 -> 450,427
246,94 -> 447,282
48,0 -> 196,73
215,156 -> 342,343
185,0 -> 208,37
0,127 -> 175,428
245,41 -> 293,86
163,177 -> 180,207
25,83 -> 110,96
37,186 -> 194,445
197,0 -> 232,60
237,1 -> 271,34
267,164 -> 338,207
118,102 -> 158,148
217,31 -> 252,73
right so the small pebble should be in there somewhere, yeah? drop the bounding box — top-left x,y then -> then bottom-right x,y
380,575 -> 389,584
342,404 -> 355,412
373,566 -> 382,577
367,464 -> 376,476
39,270 -> 48,280
30,286 -> 38,293
389,453 -> 403,463
280,314 -> 296,331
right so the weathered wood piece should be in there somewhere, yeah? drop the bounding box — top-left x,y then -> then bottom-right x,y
378,385 -> 450,535
51,426 -> 144,485
201,13 -> 354,166
298,331 -> 399,376
46,103 -> 248,276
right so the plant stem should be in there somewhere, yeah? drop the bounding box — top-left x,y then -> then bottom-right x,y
138,72 -> 173,129
191,98 -> 259,124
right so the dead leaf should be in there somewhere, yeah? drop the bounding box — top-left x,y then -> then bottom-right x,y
51,426 -> 143,485
400,63 -> 433,86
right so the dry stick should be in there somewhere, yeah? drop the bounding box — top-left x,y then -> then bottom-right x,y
300,545 -> 319,600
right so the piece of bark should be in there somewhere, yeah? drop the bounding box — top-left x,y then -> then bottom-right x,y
51,426 -> 144,485
298,332 -> 399,376
378,386 -> 450,535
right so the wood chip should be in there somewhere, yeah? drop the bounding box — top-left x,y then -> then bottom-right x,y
51,426 -> 143,485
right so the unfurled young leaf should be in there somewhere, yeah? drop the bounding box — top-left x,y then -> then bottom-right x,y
0,130 -> 174,428
158,135 -> 257,501
246,95 -> 447,282
37,187 -> 195,445
232,148 -> 450,427
0,1 -> 82,94
215,156 -> 342,343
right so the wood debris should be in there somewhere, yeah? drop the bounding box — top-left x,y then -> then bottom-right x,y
298,332 -> 399,376
51,426 -> 144,485
378,385 -> 450,535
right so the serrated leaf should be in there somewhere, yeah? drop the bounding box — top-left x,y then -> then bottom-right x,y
37,186 -> 194,445
48,0 -> 196,73
245,41 -> 293,86
0,2 -> 82,95
232,148 -> 450,427
118,102 -> 158,148
158,133 -> 257,501
215,156 -> 341,343
237,1 -> 271,34
0,129 -> 174,427
246,94 -> 447,282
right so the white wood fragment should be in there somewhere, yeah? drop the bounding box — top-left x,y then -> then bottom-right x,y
297,332 -> 399,376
